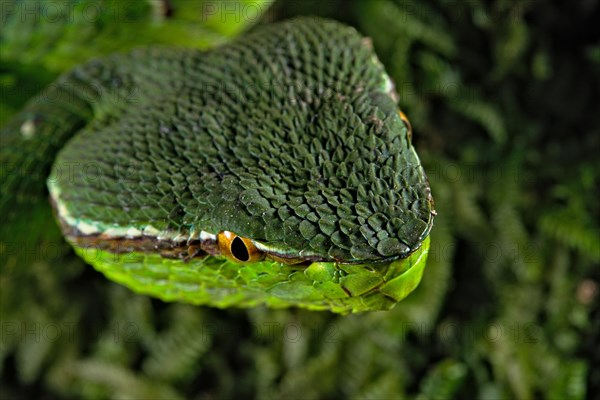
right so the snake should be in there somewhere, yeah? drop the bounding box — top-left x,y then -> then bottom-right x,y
1,17 -> 435,314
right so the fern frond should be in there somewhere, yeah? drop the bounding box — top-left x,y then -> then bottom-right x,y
416,359 -> 467,400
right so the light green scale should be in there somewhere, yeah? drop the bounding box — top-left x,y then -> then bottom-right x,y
73,236 -> 429,314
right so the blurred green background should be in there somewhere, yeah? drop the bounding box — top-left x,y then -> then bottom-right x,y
1,0 -> 598,398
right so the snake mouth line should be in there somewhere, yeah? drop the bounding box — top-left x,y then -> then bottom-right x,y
60,223 -> 413,266
54,213 -> 418,267
50,188 -> 427,267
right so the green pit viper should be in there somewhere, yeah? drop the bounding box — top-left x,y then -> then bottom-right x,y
1,17 -> 435,314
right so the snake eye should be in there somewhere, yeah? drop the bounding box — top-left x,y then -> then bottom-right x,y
399,110 -> 413,141
217,231 -> 264,263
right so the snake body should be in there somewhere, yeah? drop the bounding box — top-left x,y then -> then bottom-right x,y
1,18 -> 434,313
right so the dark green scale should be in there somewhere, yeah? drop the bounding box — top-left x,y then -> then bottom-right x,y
2,18 -> 435,313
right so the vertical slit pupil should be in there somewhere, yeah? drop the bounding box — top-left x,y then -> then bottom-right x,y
231,237 -> 250,261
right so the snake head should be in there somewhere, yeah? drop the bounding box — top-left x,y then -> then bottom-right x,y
49,17 -> 434,266
45,17 -> 434,312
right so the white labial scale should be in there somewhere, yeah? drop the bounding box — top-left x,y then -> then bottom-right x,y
126,227 -> 143,237
200,231 -> 216,242
156,230 -> 184,241
76,220 -> 102,236
142,225 -> 161,237
103,227 -> 136,237
104,224 -> 186,241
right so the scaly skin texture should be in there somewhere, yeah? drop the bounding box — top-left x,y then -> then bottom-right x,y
1,18 -> 434,313
74,236 -> 430,313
